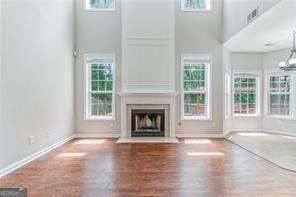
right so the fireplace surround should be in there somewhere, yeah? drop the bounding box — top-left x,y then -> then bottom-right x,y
118,92 -> 178,140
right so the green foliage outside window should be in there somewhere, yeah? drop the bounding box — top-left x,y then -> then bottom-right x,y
233,76 -> 257,114
183,63 -> 207,117
89,63 -> 113,117
89,0 -> 114,9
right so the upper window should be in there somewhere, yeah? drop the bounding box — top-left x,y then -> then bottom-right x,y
233,72 -> 261,116
181,0 -> 211,11
266,71 -> 292,118
85,0 -> 115,11
85,54 -> 115,120
181,54 -> 211,120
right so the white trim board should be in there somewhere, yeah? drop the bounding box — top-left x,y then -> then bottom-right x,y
176,133 -> 223,138
74,133 -> 121,139
0,135 -> 74,178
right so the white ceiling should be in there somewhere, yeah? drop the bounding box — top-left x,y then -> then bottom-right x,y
224,0 -> 296,53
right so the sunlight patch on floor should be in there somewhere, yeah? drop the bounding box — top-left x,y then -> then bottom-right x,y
58,153 -> 86,158
187,152 -> 224,156
184,139 -> 212,144
74,139 -> 106,145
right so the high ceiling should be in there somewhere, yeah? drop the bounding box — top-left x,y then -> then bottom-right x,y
224,0 -> 296,53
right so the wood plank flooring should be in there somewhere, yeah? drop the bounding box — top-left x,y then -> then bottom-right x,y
0,138 -> 296,196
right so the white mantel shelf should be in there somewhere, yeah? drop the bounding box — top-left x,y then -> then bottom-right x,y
118,91 -> 178,97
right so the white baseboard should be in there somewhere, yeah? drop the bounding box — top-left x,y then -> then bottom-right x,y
176,133 -> 224,138
224,129 -> 296,137
262,130 -> 296,137
74,133 -> 120,138
0,135 -> 74,178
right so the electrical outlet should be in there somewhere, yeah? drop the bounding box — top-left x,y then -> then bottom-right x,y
46,130 -> 51,137
110,122 -> 114,128
212,122 -> 216,127
278,120 -> 282,125
29,136 -> 34,145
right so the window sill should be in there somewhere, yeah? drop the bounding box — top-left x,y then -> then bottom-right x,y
85,116 -> 115,122
232,114 -> 261,118
181,9 -> 211,12
182,116 -> 212,121
83,8 -> 116,12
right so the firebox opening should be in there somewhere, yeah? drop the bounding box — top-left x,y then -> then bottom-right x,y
131,109 -> 165,137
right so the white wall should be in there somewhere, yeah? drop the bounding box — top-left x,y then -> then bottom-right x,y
74,0 -> 121,134
175,0 -> 223,134
261,49 -> 296,135
223,0 -> 282,42
230,53 -> 263,131
0,0 -> 75,170
223,47 -> 232,133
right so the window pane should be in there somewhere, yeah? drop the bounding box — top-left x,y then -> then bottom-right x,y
88,0 -> 114,9
183,61 -> 208,118
184,93 -> 198,104
106,81 -> 113,91
233,75 -> 258,115
99,81 -> 105,91
86,55 -> 114,119
183,0 -> 207,9
91,81 -> 99,91
99,70 -> 105,80
91,70 -> 99,80
91,93 -> 113,117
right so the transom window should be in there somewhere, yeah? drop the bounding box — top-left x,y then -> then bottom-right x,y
181,0 -> 211,11
85,54 -> 115,120
267,72 -> 291,117
85,0 -> 115,11
233,72 -> 260,116
182,54 -> 211,120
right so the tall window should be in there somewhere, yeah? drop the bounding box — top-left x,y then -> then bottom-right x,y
266,71 -> 292,117
85,54 -> 115,120
181,0 -> 211,11
233,72 -> 260,116
224,70 -> 231,118
85,0 -> 115,11
182,54 -> 211,120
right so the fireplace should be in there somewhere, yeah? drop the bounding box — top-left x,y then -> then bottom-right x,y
131,109 -> 165,137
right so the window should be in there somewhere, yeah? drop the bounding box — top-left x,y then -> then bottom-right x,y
266,71 -> 292,117
224,70 -> 231,118
181,0 -> 211,11
233,72 -> 260,116
85,0 -> 115,11
181,54 -> 211,120
85,54 -> 115,120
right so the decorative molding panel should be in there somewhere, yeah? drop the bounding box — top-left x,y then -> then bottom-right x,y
121,0 -> 175,93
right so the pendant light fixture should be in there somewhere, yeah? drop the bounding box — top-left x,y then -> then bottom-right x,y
279,31 -> 296,71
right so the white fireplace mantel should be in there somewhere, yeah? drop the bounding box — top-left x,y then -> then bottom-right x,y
118,91 -> 178,140
118,91 -> 178,97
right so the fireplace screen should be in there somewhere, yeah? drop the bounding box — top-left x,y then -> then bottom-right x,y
131,109 -> 165,137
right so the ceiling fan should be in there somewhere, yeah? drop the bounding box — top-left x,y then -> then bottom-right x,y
279,31 -> 296,71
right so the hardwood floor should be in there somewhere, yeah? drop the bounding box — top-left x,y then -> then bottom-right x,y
0,138 -> 296,196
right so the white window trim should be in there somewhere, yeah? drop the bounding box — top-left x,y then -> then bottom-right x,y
232,70 -> 262,117
181,53 -> 212,121
264,69 -> 294,120
84,0 -> 116,12
181,0 -> 212,12
84,54 -> 116,121
224,68 -> 231,119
